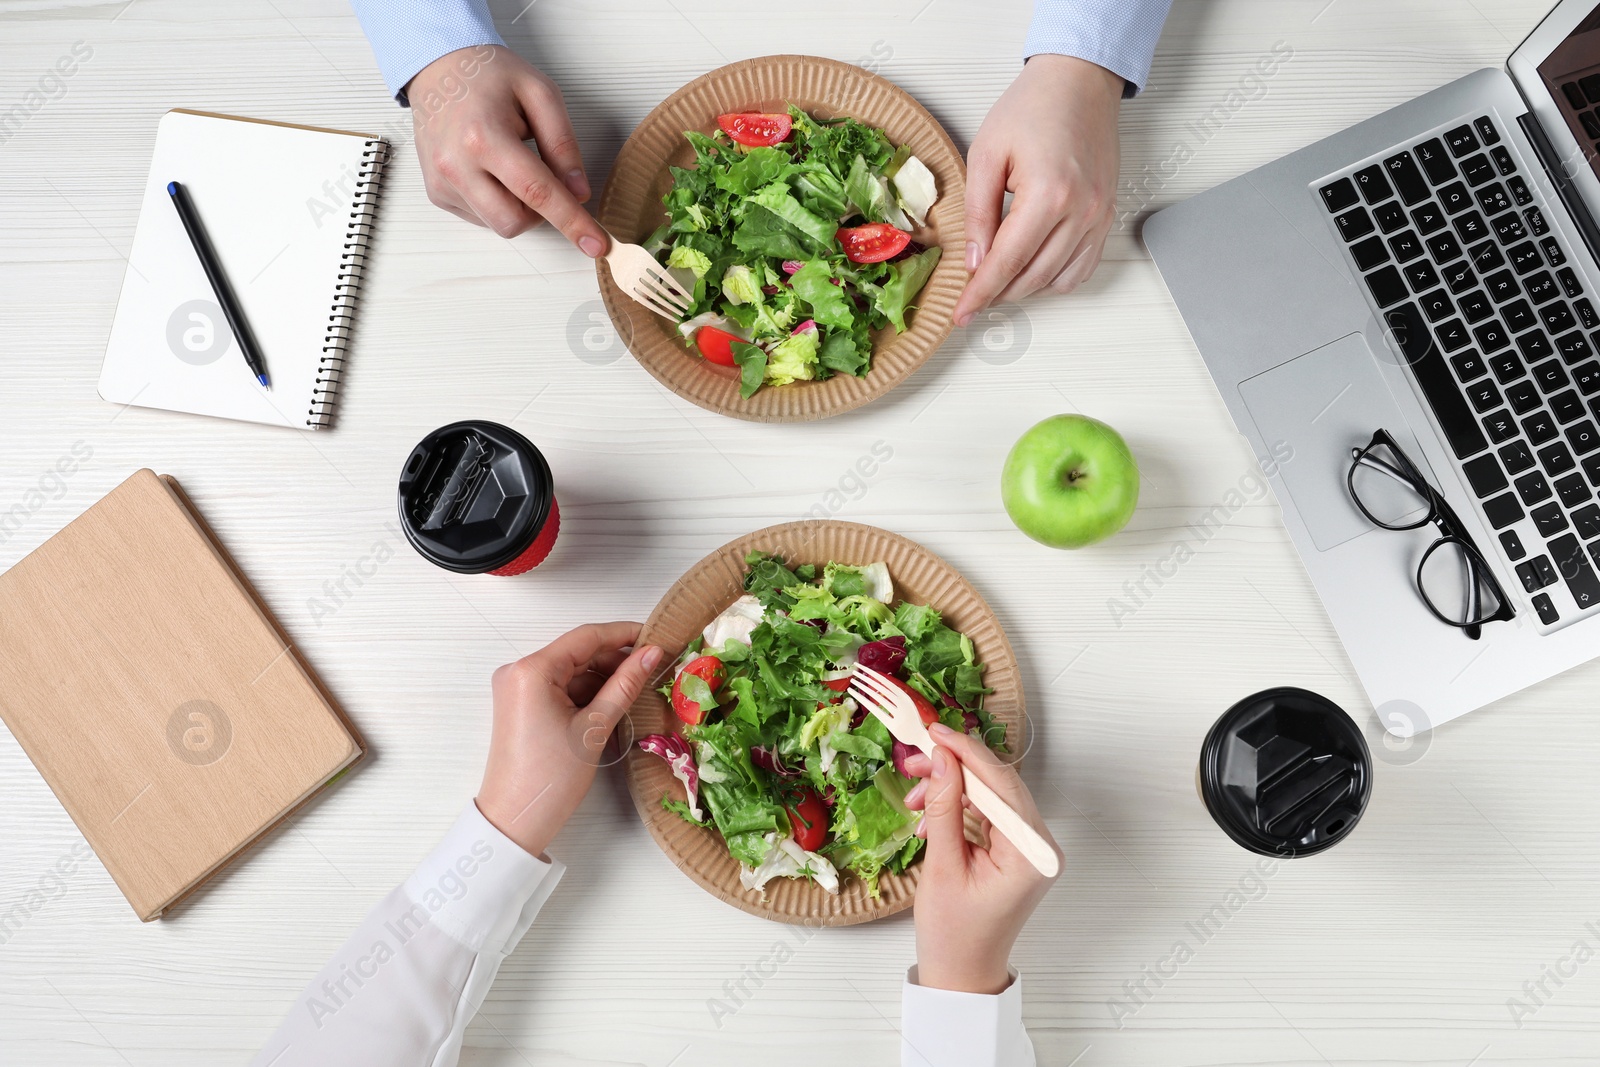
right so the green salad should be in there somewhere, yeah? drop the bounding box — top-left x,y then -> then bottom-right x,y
637,552 -> 1004,897
645,105 -> 942,398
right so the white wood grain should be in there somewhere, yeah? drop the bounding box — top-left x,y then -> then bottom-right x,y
3,0 -> 1597,1063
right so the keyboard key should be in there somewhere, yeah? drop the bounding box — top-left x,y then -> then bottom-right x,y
1574,504 -> 1600,540
1534,501 -> 1570,536
1389,230 -> 1425,262
1353,163 -> 1392,204
1558,266 -> 1584,298
1428,232 -> 1463,262
1477,322 -> 1512,353
1485,409 -> 1519,442
1524,411 -> 1559,445
1337,207 -> 1375,241
1500,439 -> 1535,473
1462,154 -> 1496,186
1445,125 -> 1480,158
1385,152 -> 1432,205
1384,303 -> 1489,458
1533,592 -> 1560,624
1420,289 -> 1454,322
1366,266 -> 1409,308
1321,179 -> 1358,212
1475,116 -> 1502,145
1518,330 -> 1555,362
1492,145 -> 1516,175
1451,349 -> 1487,381
1460,290 -> 1494,323
1542,237 -> 1567,267
1413,202 -> 1447,234
1586,450 -> 1600,485
1485,490 -> 1525,527
1351,236 -> 1390,271
1477,183 -> 1512,214
1534,358 -> 1570,392
1493,211 -> 1528,243
1505,299 -> 1537,332
1455,211 -> 1490,242
1517,469 -> 1554,504
1469,239 -> 1505,273
1507,378 -> 1541,413
1463,452 -> 1508,495
1558,330 -> 1593,364
1568,419 -> 1600,455
1404,260 -> 1440,292
1578,299 -> 1600,329
1527,271 -> 1560,304
1574,360 -> 1600,394
1542,440 -> 1577,476
1583,75 -> 1600,104
1502,528 -> 1528,560
1486,270 -> 1520,302
1440,182 -> 1471,213
1554,389 -> 1587,423
1509,241 -> 1542,274
1443,261 -> 1478,294
1417,137 -> 1457,181
1489,350 -> 1523,381
1466,378 -> 1502,413
1517,554 -> 1558,591
1551,532 -> 1600,610
1585,111 -> 1600,140
1509,175 -> 1533,205
1375,201 -> 1408,233
1438,319 -> 1471,351
1543,302 -> 1576,334
1558,472 -> 1593,508
1526,206 -> 1549,236
1566,81 -> 1589,108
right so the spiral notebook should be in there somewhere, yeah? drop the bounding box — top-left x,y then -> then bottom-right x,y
99,110 -> 388,430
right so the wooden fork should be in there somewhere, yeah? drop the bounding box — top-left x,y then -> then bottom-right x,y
849,664 -> 1061,878
601,231 -> 693,320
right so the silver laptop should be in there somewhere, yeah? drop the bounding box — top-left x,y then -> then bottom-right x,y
1146,0 -> 1600,735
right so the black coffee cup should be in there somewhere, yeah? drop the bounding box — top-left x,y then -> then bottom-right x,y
1197,687 -> 1372,857
397,420 -> 559,576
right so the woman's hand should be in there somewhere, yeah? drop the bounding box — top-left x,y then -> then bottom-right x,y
406,44 -> 609,255
475,622 -> 662,857
903,723 -> 1061,994
956,54 -> 1125,324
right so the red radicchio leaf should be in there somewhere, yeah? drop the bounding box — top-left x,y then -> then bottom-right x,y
962,711 -> 981,734
892,738 -> 918,778
857,636 -> 907,675
751,745 -> 801,777
638,733 -> 701,818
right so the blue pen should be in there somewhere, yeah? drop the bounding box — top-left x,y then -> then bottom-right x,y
166,180 -> 270,388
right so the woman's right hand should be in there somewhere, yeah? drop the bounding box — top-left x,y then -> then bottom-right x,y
902,722 -> 1061,995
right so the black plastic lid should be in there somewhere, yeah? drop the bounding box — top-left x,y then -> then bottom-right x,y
397,420 -> 553,574
1198,687 -> 1372,858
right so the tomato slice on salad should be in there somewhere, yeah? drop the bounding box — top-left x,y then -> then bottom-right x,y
835,222 -> 911,264
786,788 -> 830,851
820,676 -> 853,692
717,111 -> 792,147
694,325 -> 741,367
671,655 -> 727,725
887,676 -> 940,726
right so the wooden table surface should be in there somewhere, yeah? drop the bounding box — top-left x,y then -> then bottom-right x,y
3,1 -> 1596,1063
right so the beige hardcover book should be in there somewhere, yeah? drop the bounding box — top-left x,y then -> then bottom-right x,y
0,469 -> 364,920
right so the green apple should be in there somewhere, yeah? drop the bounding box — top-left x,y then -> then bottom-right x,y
1002,414 -> 1139,548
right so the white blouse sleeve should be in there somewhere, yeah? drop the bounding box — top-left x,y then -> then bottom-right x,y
252,803 -> 563,1067
901,967 -> 1037,1067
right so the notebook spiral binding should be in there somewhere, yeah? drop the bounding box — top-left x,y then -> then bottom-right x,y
310,138 -> 389,428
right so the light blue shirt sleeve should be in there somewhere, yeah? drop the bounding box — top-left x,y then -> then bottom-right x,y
1024,0 -> 1174,96
348,0 -> 505,105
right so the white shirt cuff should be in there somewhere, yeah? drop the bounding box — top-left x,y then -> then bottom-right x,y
901,966 -> 1036,1067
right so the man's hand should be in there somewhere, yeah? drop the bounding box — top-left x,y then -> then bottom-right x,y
475,622 -> 662,857
956,55 -> 1125,324
902,723 -> 1061,995
407,44 -> 609,255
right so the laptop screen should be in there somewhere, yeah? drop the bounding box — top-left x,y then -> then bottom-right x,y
1537,8 -> 1600,179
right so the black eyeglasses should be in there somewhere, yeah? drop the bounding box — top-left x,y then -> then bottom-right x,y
1346,429 -> 1515,640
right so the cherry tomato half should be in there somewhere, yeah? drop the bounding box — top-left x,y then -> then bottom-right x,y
717,112 -> 793,148
888,676 -> 940,726
820,676 -> 853,692
695,325 -> 741,367
835,222 -> 911,264
786,788 -> 829,851
670,655 -> 726,725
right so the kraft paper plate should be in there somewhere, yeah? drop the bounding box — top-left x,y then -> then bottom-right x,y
623,521 -> 1025,925
596,55 -> 967,422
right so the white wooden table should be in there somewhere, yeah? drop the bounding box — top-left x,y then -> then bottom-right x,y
3,1 -> 1597,1063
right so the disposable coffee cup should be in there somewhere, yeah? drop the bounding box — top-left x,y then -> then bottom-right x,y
1196,687 -> 1372,857
398,420 -> 560,576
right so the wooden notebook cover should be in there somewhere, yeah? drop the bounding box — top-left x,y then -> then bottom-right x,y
0,470 -> 364,920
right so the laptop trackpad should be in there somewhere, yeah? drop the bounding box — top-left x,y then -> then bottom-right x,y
1239,333 -> 1434,552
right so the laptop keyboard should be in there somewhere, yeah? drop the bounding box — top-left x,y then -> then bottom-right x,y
1320,114 -> 1600,630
